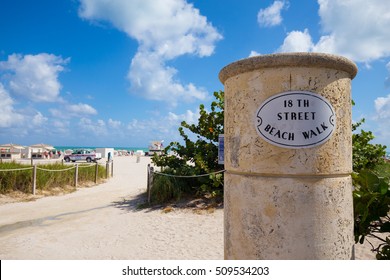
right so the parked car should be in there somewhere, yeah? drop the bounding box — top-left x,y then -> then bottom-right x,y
63,149 -> 102,162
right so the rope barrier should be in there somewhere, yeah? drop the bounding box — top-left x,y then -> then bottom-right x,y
78,163 -> 96,168
0,167 -> 34,172
0,165 -> 95,172
1,162 -> 107,195
152,169 -> 225,178
36,166 -> 75,172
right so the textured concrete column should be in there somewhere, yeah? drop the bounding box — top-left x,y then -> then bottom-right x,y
219,53 -> 358,259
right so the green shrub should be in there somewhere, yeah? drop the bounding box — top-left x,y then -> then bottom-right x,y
353,169 -> 390,259
150,167 -> 197,204
374,162 -> 390,178
352,117 -> 389,259
152,91 -> 224,201
352,118 -> 387,172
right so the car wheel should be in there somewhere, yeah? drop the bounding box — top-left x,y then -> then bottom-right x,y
86,157 -> 92,162
64,157 -> 70,162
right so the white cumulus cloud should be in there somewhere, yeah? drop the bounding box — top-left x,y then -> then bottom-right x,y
78,0 -> 222,105
279,28 -> 314,53
168,109 -> 199,125
50,103 -> 98,119
128,51 -> 207,106
51,119 -> 70,135
0,83 -> 24,128
78,118 -> 107,136
249,51 -> 261,57
372,93 -> 390,145
108,118 -> 121,129
375,94 -> 390,119
278,0 -> 390,63
0,53 -> 69,102
258,0 -> 288,27
126,108 -> 199,143
67,103 -> 98,116
386,62 -> 390,88
32,112 -> 48,126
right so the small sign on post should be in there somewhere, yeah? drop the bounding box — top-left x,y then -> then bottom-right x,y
218,134 -> 224,165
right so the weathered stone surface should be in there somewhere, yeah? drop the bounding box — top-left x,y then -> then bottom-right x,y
220,52 -> 357,259
219,52 -> 358,84
223,64 -> 354,175
224,174 -> 354,259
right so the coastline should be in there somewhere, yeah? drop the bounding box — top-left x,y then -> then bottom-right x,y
54,146 -> 149,152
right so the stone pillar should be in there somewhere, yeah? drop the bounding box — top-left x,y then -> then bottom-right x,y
219,53 -> 357,259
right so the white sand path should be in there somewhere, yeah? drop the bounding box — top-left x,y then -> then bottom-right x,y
0,157 -> 223,260
0,156 -> 380,260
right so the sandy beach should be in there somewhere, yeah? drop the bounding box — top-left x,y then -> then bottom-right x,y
0,156 -> 380,260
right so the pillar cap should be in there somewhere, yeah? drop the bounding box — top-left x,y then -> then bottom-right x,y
219,52 -> 358,84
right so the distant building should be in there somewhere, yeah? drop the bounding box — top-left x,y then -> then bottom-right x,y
26,143 -> 55,159
0,143 -> 25,160
96,148 -> 115,159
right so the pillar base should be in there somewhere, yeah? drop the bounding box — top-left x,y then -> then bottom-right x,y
224,173 -> 354,260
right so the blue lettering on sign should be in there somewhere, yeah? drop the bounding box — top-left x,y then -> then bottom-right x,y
218,134 -> 224,165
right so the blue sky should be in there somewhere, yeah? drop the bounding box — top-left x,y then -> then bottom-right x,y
1,0 -> 390,149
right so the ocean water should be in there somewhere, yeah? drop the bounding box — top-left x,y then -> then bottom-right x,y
54,146 -> 148,152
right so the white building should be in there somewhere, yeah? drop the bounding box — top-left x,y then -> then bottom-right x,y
0,143 -> 25,160
96,148 -> 115,159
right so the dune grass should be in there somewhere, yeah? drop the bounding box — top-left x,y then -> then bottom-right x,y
0,162 -> 106,194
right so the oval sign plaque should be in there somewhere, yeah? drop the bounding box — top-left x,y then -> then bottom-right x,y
255,91 -> 336,148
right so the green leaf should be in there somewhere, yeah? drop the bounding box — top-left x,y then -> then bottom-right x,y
379,180 -> 389,195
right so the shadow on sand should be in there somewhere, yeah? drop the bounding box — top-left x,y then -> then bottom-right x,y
112,192 -> 223,214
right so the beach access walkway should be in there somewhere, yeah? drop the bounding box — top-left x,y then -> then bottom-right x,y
0,156 -> 223,259
0,156 -> 379,260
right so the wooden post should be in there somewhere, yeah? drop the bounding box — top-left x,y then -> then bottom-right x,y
30,157 -> 33,166
74,164 -> 79,187
111,160 -> 114,177
95,162 -> 99,183
106,161 -> 109,178
146,164 -> 150,200
32,164 -> 37,195
148,166 -> 154,203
